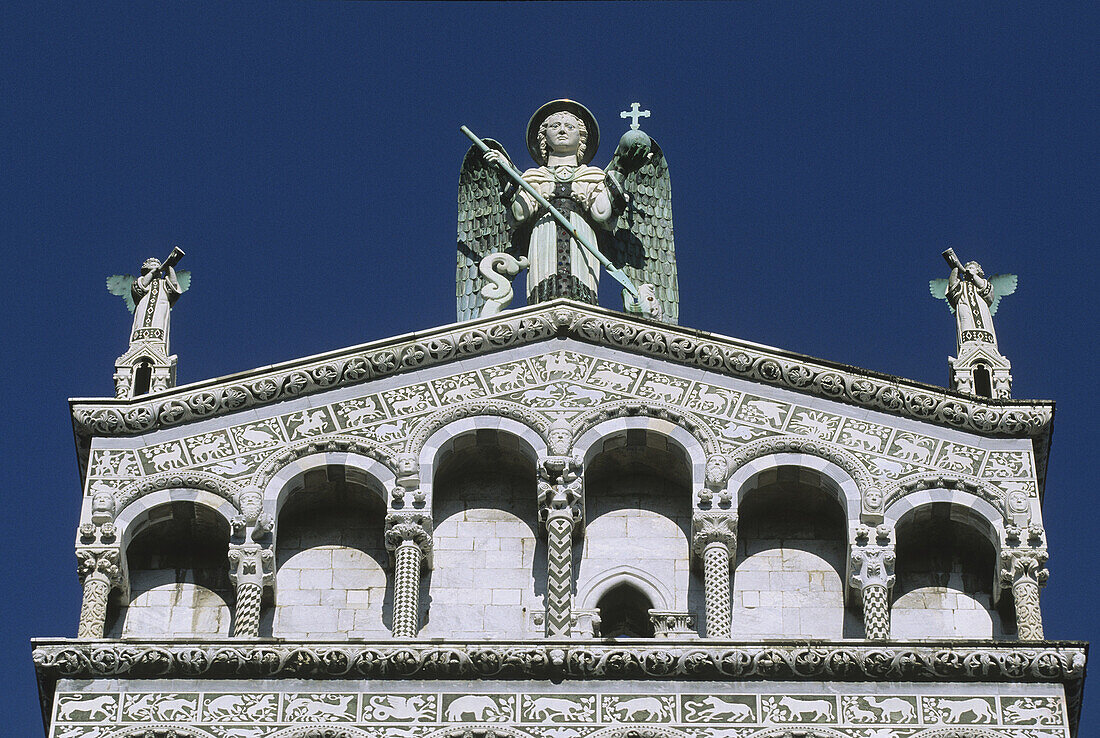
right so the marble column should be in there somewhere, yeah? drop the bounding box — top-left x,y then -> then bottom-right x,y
538,454 -> 583,637
228,543 -> 275,638
691,511 -> 737,638
76,548 -> 122,639
1001,549 -> 1048,641
385,513 -> 433,638
849,526 -> 896,640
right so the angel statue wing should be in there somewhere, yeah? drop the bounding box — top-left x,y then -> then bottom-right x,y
106,274 -> 137,313
988,273 -> 1017,315
603,136 -> 678,324
175,270 -> 192,294
456,139 -> 518,322
928,278 -> 951,312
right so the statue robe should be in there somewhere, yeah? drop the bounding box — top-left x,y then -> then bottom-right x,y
514,164 -> 611,305
130,270 -> 182,344
948,268 -> 997,349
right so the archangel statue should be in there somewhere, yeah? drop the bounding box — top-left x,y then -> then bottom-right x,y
107,248 -> 191,346
457,100 -> 678,323
929,248 -> 1016,351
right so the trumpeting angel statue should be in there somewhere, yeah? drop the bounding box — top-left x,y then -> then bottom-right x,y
457,100 -> 678,323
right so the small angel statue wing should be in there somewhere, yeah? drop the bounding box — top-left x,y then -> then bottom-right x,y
988,273 -> 1017,315
928,278 -> 952,313
456,139 -> 518,322
603,135 -> 678,324
175,270 -> 192,294
106,274 -> 137,313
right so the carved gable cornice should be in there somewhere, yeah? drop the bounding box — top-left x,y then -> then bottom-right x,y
71,300 -> 1054,483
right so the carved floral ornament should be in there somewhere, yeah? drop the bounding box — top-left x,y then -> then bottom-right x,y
71,302 -> 1053,450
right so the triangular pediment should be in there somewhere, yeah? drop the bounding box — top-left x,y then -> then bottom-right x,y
73,300 -> 1052,495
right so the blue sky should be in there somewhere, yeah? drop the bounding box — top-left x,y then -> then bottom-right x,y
2,2 -> 1097,734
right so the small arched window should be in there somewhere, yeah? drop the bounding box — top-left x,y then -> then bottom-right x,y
973,362 -> 993,398
132,359 -> 154,396
596,583 -> 655,638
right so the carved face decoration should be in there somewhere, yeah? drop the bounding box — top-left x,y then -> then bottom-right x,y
539,112 -> 586,162
140,258 -> 161,275
964,260 -> 986,278
864,487 -> 883,511
548,426 -> 572,457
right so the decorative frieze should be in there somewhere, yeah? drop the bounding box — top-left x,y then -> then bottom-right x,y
71,302 -> 1053,471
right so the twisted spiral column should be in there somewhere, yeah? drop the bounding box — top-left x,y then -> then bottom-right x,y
392,540 -> 423,638
692,512 -> 737,638
76,548 -> 121,639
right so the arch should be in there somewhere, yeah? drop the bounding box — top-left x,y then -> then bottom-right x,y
574,415 -> 708,491
114,488 -> 238,549
417,416 -> 549,505
260,447 -> 395,523
883,489 -> 1006,549
910,729 -> 1001,738
253,434 -> 396,501
114,496 -> 234,638
727,443 -> 864,523
890,497 -> 1008,640
571,400 -> 719,455
106,726 -> 218,738
423,726 -> 537,738
745,729 -> 849,738
577,565 -> 672,611
584,727 -> 692,738
884,472 -> 1007,525
268,727 -> 376,738
405,399 -> 551,456
115,470 -> 242,524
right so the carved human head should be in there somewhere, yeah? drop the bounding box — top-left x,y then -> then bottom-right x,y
964,260 -> 985,278
526,99 -> 599,165
140,258 -> 162,274
538,111 -> 587,163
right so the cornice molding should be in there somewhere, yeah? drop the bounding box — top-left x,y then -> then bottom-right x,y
71,301 -> 1054,484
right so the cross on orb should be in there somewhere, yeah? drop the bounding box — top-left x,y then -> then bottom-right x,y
620,102 -> 651,130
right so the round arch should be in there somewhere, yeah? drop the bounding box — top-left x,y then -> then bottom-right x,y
114,488 -> 238,550
573,416 -> 707,491
727,450 -> 863,524
418,416 -> 549,505
884,489 -> 1006,550
115,470 -> 242,522
260,449 -> 395,528
106,726 -> 218,738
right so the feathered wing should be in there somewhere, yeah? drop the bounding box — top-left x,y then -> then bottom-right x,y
928,278 -> 953,313
106,274 -> 137,314
988,273 -> 1017,315
603,138 -> 678,324
456,139 -> 516,322
175,270 -> 192,293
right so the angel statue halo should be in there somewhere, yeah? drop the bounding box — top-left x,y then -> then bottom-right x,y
456,99 -> 678,325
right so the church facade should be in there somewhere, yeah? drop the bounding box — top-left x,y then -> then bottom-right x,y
34,299 -> 1083,738
34,102 -> 1084,738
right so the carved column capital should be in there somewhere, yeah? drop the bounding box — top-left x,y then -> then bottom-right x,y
691,511 -> 738,556
849,525 -> 896,592
1000,548 -> 1049,588
227,543 -> 275,589
537,455 -> 584,530
385,512 -> 433,562
76,547 -> 122,587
